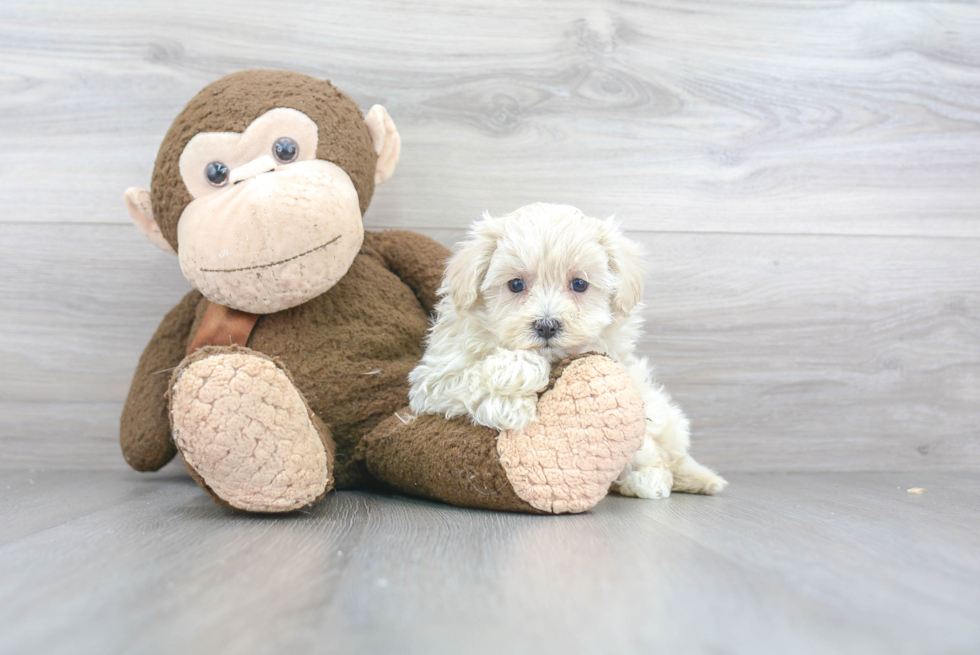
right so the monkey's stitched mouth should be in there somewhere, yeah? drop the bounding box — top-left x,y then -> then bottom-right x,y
199,235 -> 341,273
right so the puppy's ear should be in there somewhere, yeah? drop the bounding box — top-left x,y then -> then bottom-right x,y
441,213 -> 500,311
601,219 -> 644,317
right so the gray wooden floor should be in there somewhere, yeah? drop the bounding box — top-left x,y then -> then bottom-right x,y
1,468 -> 977,655
1,2 -> 978,653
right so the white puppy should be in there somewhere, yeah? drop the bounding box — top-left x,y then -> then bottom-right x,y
408,203 -> 726,498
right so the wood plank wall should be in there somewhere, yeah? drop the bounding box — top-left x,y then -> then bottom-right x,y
1,1 -> 978,471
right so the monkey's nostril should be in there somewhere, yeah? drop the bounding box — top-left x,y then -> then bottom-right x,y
534,319 -> 561,340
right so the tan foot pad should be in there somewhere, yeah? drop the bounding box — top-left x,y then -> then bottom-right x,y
170,351 -> 330,512
497,355 -> 646,514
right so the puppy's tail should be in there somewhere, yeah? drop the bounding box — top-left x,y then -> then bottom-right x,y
671,455 -> 727,495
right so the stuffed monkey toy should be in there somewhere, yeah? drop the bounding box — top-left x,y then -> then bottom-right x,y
121,70 -> 647,514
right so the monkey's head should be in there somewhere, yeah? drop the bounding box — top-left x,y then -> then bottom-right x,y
124,70 -> 401,313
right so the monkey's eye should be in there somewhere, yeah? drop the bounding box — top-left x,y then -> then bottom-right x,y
205,162 -> 230,187
570,278 -> 589,293
508,279 -> 525,293
273,137 -> 299,163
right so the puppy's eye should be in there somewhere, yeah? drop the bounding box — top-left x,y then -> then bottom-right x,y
205,162 -> 230,187
570,278 -> 589,293
508,279 -> 525,293
273,137 -> 299,163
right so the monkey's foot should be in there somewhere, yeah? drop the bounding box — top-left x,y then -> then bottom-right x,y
496,354 -> 647,514
170,346 -> 332,512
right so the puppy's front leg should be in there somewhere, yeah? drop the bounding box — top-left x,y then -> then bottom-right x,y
470,348 -> 551,431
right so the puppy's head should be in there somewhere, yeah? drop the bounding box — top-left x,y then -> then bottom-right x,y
441,203 -> 644,361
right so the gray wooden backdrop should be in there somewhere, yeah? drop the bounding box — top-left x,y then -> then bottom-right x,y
1,0 -> 977,472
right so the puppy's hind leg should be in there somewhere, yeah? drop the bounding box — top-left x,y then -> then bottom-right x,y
613,436 -> 674,499
642,390 -> 727,495
614,372 -> 685,499
614,370 -> 726,497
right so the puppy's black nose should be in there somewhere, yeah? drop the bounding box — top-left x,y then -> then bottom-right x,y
534,319 -> 561,340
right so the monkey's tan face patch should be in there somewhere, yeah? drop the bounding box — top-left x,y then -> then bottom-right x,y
177,160 -> 364,313
179,108 -> 319,199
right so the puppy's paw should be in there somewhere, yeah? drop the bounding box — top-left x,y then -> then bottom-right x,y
615,464 -> 674,499
471,393 -> 539,432
482,348 -> 551,396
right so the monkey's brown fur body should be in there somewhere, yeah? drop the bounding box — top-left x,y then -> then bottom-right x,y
120,71 -> 647,514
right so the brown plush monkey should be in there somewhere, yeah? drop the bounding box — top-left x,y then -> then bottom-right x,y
121,70 -> 646,514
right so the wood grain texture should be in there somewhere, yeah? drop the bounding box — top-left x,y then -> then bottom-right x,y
1,1 -> 979,236
1,222 -> 977,471
0,1 -> 978,472
0,470 -> 978,654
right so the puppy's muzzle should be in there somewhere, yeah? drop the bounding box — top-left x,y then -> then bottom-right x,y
534,319 -> 562,340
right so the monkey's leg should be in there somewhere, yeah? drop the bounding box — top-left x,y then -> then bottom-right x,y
169,346 -> 335,512
121,289 -> 203,471
361,354 -> 647,514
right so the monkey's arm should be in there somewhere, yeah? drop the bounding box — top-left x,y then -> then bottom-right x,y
364,230 -> 450,314
120,289 -> 203,471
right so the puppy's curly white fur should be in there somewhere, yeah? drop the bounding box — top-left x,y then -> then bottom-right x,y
408,203 -> 726,498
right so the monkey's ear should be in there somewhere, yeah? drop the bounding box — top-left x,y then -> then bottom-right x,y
124,187 -> 176,254
364,105 -> 401,186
